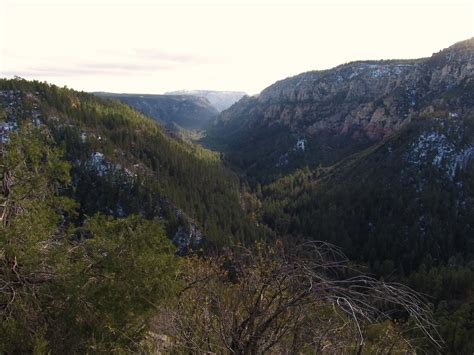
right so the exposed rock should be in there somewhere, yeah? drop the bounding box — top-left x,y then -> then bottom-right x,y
256,40 -> 472,140
173,223 -> 203,256
405,119 -> 474,181
204,38 -> 474,181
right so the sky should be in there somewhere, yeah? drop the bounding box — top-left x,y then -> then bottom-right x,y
0,0 -> 473,95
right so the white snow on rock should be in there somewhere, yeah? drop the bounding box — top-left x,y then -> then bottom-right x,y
370,68 -> 389,78
296,138 -> 306,151
173,224 -> 203,255
406,129 -> 474,180
90,152 -> 108,176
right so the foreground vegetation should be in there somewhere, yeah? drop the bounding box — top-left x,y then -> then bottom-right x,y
0,127 -> 438,352
0,126 -> 179,352
154,243 -> 439,353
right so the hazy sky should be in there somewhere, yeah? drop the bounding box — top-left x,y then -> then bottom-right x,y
1,0 -> 472,95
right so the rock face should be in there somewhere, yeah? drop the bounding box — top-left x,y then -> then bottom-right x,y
248,38 -> 472,139
94,93 -> 219,130
165,90 -> 247,112
203,38 -> 474,182
173,224 -> 203,256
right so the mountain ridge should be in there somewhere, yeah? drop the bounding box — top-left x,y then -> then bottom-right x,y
203,38 -> 474,182
165,89 -> 246,112
94,92 -> 218,130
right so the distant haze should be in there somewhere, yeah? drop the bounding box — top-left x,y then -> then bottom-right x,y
95,92 -> 218,129
165,90 -> 246,111
0,0 -> 472,95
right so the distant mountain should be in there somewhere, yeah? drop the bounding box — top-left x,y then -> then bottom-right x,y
94,92 -> 218,130
165,90 -> 246,112
203,38 -> 474,183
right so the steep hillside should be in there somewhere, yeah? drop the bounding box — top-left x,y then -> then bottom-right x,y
203,38 -> 474,183
165,90 -> 246,112
261,114 -> 474,269
1,79 -> 262,251
95,92 -> 218,130
259,113 -> 474,353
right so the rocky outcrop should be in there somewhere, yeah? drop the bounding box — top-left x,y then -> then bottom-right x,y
255,38 -> 473,140
173,223 -> 203,256
204,38 -> 474,181
404,117 -> 474,181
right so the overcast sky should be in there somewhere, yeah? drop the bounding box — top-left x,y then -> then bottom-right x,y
0,0 -> 472,95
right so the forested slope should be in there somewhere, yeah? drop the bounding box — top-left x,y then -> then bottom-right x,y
259,114 -> 474,353
0,78 -> 263,251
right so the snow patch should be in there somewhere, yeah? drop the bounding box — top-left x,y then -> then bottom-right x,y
405,129 -> 474,180
296,138 -> 307,151
90,152 -> 108,176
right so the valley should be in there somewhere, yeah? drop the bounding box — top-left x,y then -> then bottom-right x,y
1,37 -> 473,353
